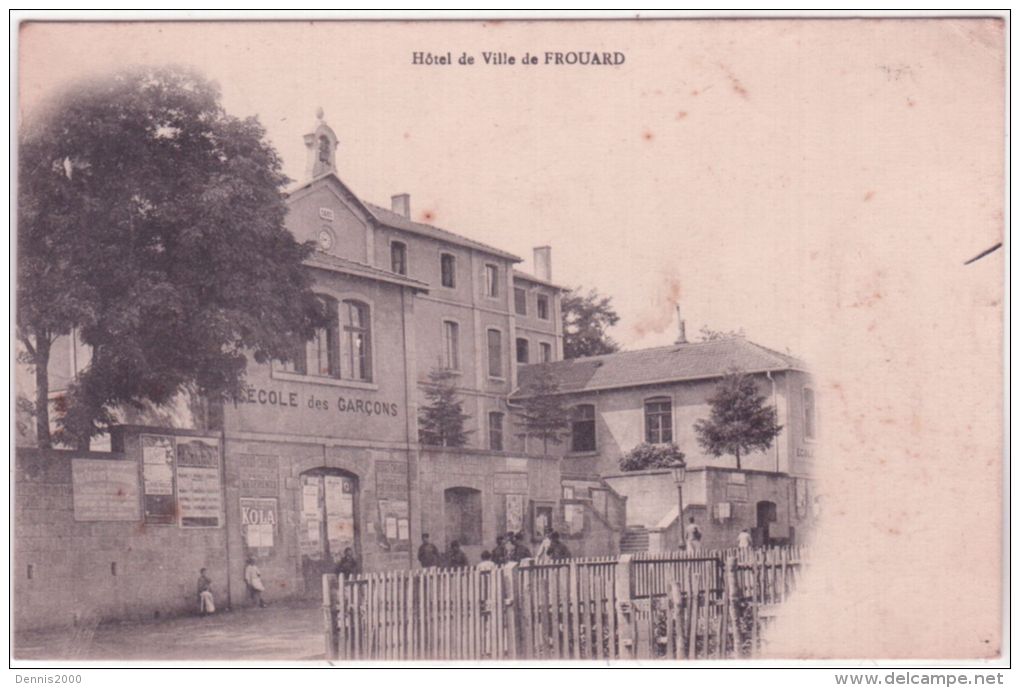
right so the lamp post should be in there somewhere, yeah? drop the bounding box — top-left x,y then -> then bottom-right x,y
669,460 -> 687,550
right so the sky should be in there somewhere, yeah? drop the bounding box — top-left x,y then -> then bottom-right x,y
16,16 -> 1006,659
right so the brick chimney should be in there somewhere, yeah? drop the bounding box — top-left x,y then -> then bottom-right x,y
675,305 -> 687,345
391,193 -> 410,219
533,246 -> 552,282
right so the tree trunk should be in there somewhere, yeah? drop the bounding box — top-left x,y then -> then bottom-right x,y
34,334 -> 51,449
735,447 -> 742,471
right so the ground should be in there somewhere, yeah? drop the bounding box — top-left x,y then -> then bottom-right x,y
14,598 -> 326,662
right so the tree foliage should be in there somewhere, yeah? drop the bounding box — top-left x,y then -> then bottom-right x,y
17,66 -> 325,448
618,442 -> 686,472
693,371 -> 783,470
418,368 -> 472,448
513,366 -> 571,455
562,287 -> 620,359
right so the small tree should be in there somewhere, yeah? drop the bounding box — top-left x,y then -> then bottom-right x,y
694,371 -> 783,470
562,287 -> 621,359
618,442 -> 685,472
513,366 -> 571,455
418,368 -> 471,447
698,326 -> 746,341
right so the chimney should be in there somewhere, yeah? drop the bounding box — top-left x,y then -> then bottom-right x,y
675,305 -> 687,344
533,246 -> 552,282
391,193 -> 410,219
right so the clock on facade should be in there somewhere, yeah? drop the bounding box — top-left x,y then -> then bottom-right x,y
318,228 -> 335,251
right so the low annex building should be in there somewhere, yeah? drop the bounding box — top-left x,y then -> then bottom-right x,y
515,335 -> 819,553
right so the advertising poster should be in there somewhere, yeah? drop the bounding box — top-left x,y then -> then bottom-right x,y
240,497 -> 277,550
71,459 -> 141,522
175,437 -> 222,527
140,434 -> 176,524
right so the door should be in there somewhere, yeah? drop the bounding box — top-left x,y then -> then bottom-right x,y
299,469 -> 358,593
755,500 -> 777,547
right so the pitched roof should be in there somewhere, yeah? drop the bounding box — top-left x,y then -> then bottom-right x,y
286,173 -> 522,262
514,337 -> 807,396
363,201 -> 521,263
305,251 -> 430,292
512,269 -> 570,292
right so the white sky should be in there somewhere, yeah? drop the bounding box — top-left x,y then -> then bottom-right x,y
16,16 -> 1007,659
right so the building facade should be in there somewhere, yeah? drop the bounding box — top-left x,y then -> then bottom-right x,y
15,113 -> 813,630
515,336 -> 819,552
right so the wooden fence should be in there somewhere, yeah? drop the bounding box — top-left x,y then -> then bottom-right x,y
323,545 -> 805,661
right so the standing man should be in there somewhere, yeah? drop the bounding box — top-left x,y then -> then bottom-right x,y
418,533 -> 440,568
685,517 -> 703,552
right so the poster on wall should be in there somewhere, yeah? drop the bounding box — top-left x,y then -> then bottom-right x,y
564,504 -> 585,536
505,493 -> 525,534
532,504 -> 553,540
324,476 -> 356,557
240,497 -> 277,551
377,498 -> 410,552
299,477 -> 322,558
71,459 -> 141,522
175,437 -> 222,527
140,434 -> 176,524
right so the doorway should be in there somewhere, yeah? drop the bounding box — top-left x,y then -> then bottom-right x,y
755,500 -> 777,547
443,487 -> 482,561
299,468 -> 358,594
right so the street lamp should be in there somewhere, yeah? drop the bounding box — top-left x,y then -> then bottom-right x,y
669,460 -> 687,550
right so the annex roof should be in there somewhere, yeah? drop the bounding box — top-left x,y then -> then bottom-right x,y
514,337 -> 808,396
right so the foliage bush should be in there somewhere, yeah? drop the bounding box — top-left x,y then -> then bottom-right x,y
618,442 -> 685,472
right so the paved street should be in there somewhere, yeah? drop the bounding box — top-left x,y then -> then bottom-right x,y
15,598 -> 326,662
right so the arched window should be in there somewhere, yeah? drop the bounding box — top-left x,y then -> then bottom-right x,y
390,241 -> 408,276
343,300 -> 372,382
570,404 -> 597,453
318,135 -> 331,164
644,397 -> 673,444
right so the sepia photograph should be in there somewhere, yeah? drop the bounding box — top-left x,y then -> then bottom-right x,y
10,11 -> 1007,673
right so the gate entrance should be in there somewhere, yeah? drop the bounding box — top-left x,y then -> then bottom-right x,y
299,468 -> 358,593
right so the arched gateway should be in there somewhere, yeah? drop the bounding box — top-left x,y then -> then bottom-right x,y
299,467 -> 359,592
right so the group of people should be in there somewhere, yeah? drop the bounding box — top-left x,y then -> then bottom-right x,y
194,556 -> 268,616
416,529 -> 573,570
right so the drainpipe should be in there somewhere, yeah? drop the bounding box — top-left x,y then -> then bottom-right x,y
766,371 -> 780,473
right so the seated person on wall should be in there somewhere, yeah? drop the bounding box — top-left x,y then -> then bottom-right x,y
197,568 -> 215,615
511,532 -> 532,562
547,531 -> 571,560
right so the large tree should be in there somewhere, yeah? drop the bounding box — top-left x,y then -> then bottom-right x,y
694,371 -> 783,470
17,66 -> 325,448
562,287 -> 620,359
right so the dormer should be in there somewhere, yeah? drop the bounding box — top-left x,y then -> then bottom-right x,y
303,107 -> 339,179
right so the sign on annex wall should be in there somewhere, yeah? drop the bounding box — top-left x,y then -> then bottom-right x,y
71,458 -> 141,522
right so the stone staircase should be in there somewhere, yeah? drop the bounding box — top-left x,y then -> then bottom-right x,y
619,526 -> 650,554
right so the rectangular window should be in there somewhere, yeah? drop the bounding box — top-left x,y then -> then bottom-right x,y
516,337 -> 530,364
488,412 -> 504,451
539,342 -> 552,363
344,300 -> 372,382
804,388 -> 816,439
536,294 -> 550,320
440,253 -> 456,288
485,264 -> 499,298
571,405 -> 596,453
443,321 -> 460,370
487,329 -> 502,378
391,241 -> 407,276
644,398 -> 673,444
514,287 -> 527,315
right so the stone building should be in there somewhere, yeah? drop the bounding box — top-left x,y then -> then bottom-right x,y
14,112 -> 618,629
515,334 -> 818,553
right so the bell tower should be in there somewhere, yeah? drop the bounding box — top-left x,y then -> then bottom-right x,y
304,107 -> 339,179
